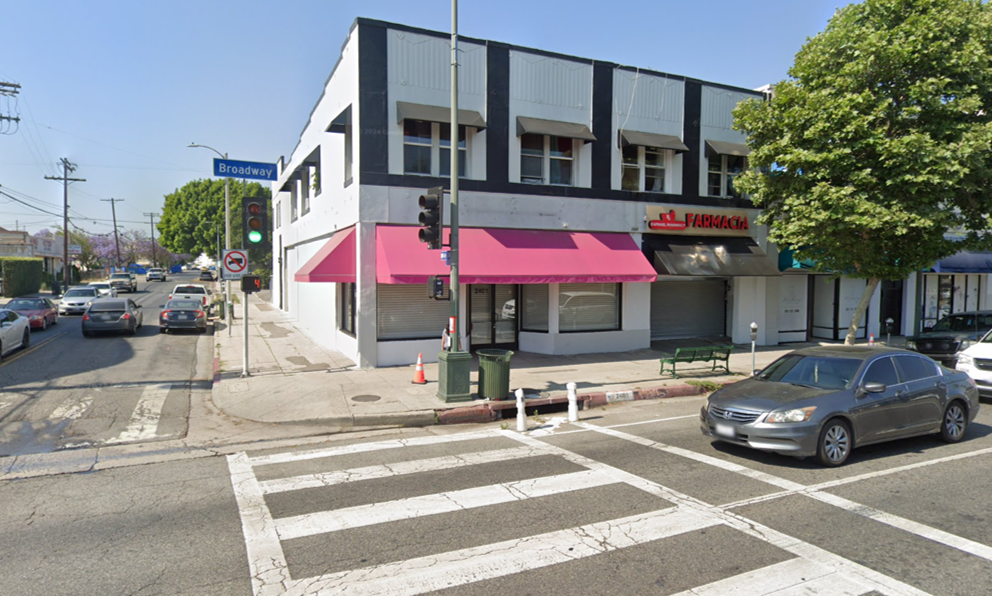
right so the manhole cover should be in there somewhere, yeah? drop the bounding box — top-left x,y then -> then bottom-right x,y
351,395 -> 381,403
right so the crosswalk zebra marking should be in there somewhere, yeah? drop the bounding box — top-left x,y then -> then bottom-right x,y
668,557 -> 875,596
229,427 -> 933,596
275,468 -> 618,541
258,445 -> 541,494
49,396 -> 93,422
105,383 -> 172,444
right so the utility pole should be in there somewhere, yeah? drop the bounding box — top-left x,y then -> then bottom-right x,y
45,158 -> 85,292
0,81 -> 21,134
102,198 -> 124,269
144,213 -> 159,268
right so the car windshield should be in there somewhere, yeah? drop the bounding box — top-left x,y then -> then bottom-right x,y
111,274 -> 130,279
63,289 -> 97,298
166,300 -> 201,310
7,299 -> 44,309
931,314 -> 992,333
757,355 -> 861,390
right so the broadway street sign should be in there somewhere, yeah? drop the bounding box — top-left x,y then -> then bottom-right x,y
213,158 -> 278,181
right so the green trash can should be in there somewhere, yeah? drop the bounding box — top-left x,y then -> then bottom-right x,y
477,348 -> 514,400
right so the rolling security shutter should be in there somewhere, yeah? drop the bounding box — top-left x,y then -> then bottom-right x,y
650,280 -> 726,340
377,283 -> 451,340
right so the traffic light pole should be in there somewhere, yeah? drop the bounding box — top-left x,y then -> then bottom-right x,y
436,0 -> 472,403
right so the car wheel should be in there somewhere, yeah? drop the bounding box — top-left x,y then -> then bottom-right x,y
816,419 -> 852,467
52,314 -> 58,326
130,322 -> 137,336
159,327 -> 166,334
21,329 -> 29,350
40,318 -> 47,331
939,400 -> 968,443
82,330 -> 91,338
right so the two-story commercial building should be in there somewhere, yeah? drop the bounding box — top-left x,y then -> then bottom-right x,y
270,18 -> 907,368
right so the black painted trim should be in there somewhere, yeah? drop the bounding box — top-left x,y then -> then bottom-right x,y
358,173 -> 753,209
358,23 -> 389,180
682,81 -> 702,198
487,43 -> 510,186
592,63 -> 613,190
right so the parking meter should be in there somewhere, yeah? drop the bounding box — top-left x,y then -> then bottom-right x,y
750,322 -> 758,375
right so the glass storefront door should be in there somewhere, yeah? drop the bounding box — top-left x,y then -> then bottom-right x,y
469,284 -> 517,349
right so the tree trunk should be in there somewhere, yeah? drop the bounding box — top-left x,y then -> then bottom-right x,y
844,277 -> 881,345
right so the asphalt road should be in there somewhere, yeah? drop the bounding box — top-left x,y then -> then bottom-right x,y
0,273 -> 211,456
1,392 -> 989,596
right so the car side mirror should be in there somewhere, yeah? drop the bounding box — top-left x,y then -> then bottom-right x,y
861,381 -> 886,395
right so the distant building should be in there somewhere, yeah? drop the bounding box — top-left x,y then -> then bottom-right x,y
0,227 -> 63,276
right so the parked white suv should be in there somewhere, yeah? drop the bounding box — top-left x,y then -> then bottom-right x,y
145,268 -> 167,282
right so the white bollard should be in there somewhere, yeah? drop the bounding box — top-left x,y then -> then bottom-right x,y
567,382 -> 578,422
515,388 -> 526,432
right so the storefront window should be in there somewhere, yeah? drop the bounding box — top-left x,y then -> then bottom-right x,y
521,285 -> 549,332
558,283 -> 620,332
341,282 -> 356,336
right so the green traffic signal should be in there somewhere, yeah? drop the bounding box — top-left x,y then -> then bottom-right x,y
248,230 -> 262,243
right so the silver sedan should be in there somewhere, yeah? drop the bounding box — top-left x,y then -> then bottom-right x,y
0,308 -> 31,359
701,346 -> 980,466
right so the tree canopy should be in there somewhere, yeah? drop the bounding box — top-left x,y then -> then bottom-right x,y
158,178 -> 271,260
733,0 -> 992,343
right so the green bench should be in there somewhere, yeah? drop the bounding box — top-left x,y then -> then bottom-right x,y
659,345 -> 734,379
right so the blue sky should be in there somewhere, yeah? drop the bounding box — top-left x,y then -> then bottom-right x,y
0,0 -> 843,237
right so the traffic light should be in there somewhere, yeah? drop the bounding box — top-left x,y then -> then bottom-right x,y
243,197 -> 268,248
418,186 -> 444,249
241,275 -> 262,294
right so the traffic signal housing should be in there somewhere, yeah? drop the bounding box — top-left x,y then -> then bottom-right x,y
243,197 -> 269,249
241,275 -> 262,294
418,186 -> 444,250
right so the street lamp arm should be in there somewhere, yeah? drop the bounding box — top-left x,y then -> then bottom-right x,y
187,143 -> 227,159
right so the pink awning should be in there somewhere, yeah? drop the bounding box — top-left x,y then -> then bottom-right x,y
294,227 -> 355,283
376,225 -> 657,284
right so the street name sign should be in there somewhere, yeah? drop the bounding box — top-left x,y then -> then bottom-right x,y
213,158 -> 278,181
222,249 -> 249,280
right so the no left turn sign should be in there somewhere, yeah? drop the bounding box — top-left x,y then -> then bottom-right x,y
223,249 -> 248,280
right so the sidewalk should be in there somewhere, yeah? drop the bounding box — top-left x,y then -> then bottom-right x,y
212,292 -> 896,430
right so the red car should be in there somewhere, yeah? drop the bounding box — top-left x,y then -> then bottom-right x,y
4,296 -> 59,331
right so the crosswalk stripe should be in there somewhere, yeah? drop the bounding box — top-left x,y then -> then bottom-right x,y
49,397 -> 93,422
105,383 -> 172,444
247,430 -> 503,467
258,446 -> 540,494
668,557 -> 873,596
275,468 -> 618,541
283,507 -> 719,596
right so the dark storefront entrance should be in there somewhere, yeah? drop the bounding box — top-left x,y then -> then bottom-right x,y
469,284 -> 517,350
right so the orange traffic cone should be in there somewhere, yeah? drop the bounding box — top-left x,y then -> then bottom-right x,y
868,333 -> 875,346
412,353 -> 427,384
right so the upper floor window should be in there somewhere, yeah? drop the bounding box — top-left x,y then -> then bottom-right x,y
403,120 -> 467,178
520,134 -> 573,186
707,154 -> 746,199
621,146 -> 666,192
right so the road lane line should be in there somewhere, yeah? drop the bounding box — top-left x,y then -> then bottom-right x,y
578,423 -> 992,566
275,469 -> 617,541
106,383 -> 172,444
283,507 -> 719,596
0,331 -> 66,367
49,396 -> 93,421
258,446 -> 541,494
246,429 -> 506,467
227,452 -> 293,596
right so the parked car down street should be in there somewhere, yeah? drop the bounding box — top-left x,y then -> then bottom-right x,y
169,284 -> 211,310
906,310 -> 992,367
58,287 -> 101,315
81,298 -> 144,337
3,297 -> 58,330
701,346 -> 979,467
0,308 -> 31,358
159,299 -> 207,334
198,269 -> 215,281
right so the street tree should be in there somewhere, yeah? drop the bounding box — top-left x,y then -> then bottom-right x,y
158,179 -> 271,260
733,0 -> 992,344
